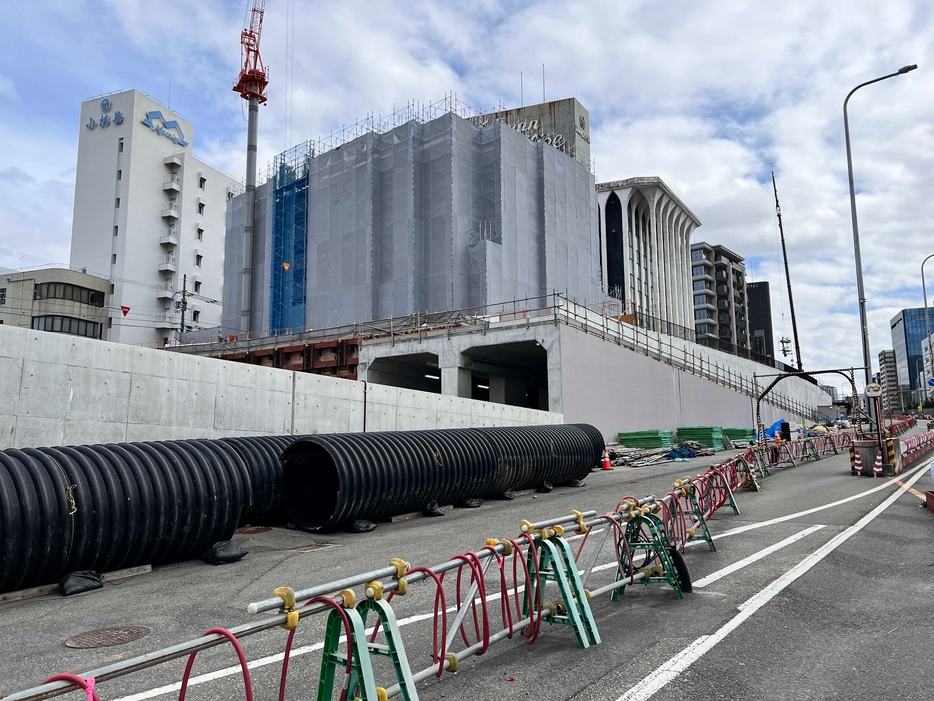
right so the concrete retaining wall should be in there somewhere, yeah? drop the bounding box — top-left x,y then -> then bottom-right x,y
0,325 -> 561,450
559,326 -> 798,440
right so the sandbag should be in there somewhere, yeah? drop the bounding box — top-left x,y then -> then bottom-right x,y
201,540 -> 247,565
59,571 -> 103,596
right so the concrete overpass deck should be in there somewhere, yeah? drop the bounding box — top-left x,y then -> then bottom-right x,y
2,441 -> 932,700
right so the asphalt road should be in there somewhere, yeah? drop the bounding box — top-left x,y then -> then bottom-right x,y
1,439 -> 932,701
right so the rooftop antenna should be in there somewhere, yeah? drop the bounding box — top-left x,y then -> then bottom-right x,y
542,64 -> 545,102
772,171 -> 803,371
520,71 -> 523,107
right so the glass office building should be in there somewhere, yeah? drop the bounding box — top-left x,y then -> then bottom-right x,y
890,308 -> 932,394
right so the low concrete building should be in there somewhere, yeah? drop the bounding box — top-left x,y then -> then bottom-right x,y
0,267 -> 111,340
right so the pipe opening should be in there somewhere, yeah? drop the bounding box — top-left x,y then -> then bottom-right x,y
282,442 -> 340,531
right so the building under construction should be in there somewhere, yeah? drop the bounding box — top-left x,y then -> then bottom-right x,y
222,96 -> 603,335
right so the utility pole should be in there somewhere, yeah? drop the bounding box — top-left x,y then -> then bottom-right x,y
772,172 -> 802,371
179,274 -> 187,338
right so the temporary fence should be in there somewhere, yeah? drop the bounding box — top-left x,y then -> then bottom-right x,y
885,418 -> 916,437
720,432 -> 854,490
900,430 -> 934,467
5,460 -> 752,701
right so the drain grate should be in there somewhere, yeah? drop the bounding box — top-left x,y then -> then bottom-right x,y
235,526 -> 271,535
65,626 -> 151,649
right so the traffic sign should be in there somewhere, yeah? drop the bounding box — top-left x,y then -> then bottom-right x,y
864,383 -> 883,398
927,378 -> 934,388
120,306 -> 130,317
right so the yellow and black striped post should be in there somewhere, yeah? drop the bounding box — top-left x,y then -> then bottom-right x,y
849,446 -> 857,475
884,438 -> 898,476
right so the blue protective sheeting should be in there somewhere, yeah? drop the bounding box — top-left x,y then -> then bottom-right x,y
764,419 -> 787,438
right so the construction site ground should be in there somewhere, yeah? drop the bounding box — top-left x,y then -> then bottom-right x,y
2,433 -> 933,701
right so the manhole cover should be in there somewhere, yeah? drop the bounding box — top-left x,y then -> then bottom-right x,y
235,526 -> 271,535
65,626 -> 151,649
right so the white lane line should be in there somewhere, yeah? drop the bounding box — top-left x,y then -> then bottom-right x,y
692,525 -> 825,588
614,463 -> 929,701
686,459 -> 934,547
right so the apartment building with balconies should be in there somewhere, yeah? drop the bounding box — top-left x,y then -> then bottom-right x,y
690,242 -> 747,352
69,90 -> 240,345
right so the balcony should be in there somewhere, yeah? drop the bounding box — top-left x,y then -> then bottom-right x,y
159,227 -> 178,246
155,313 -> 180,330
717,299 -> 730,309
161,201 -> 179,219
716,284 -> 729,295
164,155 -> 182,167
163,174 -> 180,192
719,327 -> 732,338
158,255 -> 177,273
718,314 -> 731,324
715,271 -> 728,280
156,282 -> 176,300
734,303 -> 745,313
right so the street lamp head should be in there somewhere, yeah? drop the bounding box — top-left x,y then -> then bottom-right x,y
898,64 -> 918,74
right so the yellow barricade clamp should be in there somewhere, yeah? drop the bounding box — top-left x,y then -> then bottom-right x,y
486,538 -> 514,555
686,527 -> 696,539
365,580 -> 384,600
389,557 -> 409,578
569,510 -> 588,534
394,578 -> 408,596
445,653 -> 459,673
518,519 -> 535,535
542,601 -> 558,617
338,589 -> 356,609
274,586 -> 299,631
584,589 -> 592,601
376,687 -> 388,701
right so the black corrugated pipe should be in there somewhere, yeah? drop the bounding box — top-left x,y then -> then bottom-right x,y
281,424 -> 604,531
0,436 -> 297,593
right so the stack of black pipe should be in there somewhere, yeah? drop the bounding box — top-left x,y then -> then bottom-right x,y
281,424 -> 604,531
0,424 -> 605,593
0,436 -> 297,593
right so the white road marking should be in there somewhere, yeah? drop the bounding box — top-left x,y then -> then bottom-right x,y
692,525 -> 825,588
614,463 -> 929,701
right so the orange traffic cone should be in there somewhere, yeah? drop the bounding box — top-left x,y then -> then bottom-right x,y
872,450 -> 883,478
602,449 -> 613,471
852,448 -> 862,476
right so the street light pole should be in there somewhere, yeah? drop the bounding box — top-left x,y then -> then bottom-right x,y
921,253 -> 934,405
843,63 -> 917,426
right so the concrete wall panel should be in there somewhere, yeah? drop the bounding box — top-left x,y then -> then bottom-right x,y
0,324 -> 559,449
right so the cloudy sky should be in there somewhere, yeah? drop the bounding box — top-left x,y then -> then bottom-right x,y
1,1 -> 931,390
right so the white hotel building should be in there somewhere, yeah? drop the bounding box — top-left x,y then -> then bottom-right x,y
70,90 -> 240,346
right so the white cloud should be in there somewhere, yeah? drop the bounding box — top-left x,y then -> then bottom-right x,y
0,74 -> 18,101
3,0 -> 934,391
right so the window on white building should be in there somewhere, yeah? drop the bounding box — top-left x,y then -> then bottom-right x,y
198,203 -> 205,215
194,281 -> 202,293
197,227 -> 204,241
199,177 -> 206,190
195,254 -> 203,267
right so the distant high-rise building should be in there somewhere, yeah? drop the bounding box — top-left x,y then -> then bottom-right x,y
746,281 -> 774,359
878,349 -> 903,414
889,308 -> 931,401
690,243 -> 747,351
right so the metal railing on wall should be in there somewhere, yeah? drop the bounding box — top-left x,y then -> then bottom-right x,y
170,294 -> 823,421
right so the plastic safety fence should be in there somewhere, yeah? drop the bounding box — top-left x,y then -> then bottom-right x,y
886,418 -> 916,437
281,424 -> 604,531
0,436 -> 299,594
616,430 -> 673,448
900,430 -> 934,467
676,426 -> 725,451
8,460 -> 748,701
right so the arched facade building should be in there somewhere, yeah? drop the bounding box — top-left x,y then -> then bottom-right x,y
596,177 -> 701,331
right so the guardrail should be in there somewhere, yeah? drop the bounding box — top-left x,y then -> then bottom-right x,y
5,462 -> 754,701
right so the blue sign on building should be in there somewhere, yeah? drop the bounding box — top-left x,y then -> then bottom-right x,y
140,111 -> 189,147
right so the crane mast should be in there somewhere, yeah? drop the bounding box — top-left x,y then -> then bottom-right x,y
233,0 -> 269,334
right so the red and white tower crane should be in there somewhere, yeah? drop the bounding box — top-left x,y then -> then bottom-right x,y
233,0 -> 269,333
